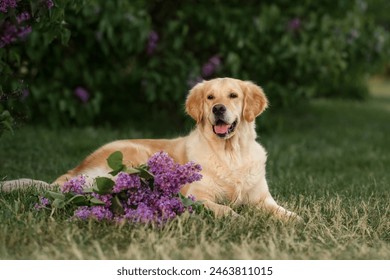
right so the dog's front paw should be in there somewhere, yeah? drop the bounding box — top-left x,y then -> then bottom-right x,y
213,204 -> 239,218
283,210 -> 304,223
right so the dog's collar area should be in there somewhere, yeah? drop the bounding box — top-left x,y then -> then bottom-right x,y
212,119 -> 238,138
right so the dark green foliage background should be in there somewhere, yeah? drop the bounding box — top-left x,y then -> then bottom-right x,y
0,0 -> 389,129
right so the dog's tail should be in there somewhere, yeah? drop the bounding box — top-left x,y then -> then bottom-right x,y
0,179 -> 53,192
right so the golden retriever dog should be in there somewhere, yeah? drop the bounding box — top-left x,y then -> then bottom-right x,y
2,78 -> 299,220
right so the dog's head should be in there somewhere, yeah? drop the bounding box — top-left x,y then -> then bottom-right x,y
186,78 -> 268,139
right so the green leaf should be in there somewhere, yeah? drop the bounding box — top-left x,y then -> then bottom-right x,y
107,151 -> 126,176
95,177 -> 115,194
180,196 -> 194,207
135,166 -> 154,180
125,167 -> 141,175
82,188 -> 94,194
67,195 -> 88,206
107,151 -> 123,169
46,191 -> 65,200
111,195 -> 124,215
52,198 -> 66,209
61,28 -> 71,45
90,197 -> 106,206
1,120 -> 13,134
179,193 -> 205,213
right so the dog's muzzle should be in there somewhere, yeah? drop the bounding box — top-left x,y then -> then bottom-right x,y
212,104 -> 238,138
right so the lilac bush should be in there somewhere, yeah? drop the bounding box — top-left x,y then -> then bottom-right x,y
0,0 -> 16,13
0,0 -> 59,135
0,0 -> 54,47
39,151 -> 203,224
2,1 -> 388,128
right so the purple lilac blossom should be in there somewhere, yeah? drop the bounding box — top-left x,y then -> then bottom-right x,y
135,203 -> 155,223
74,86 -> 90,103
92,193 -> 112,208
155,196 -> 184,220
0,14 -> 32,48
74,206 -> 113,221
17,25 -> 32,39
146,30 -> 159,55
74,206 -> 91,220
34,196 -> 50,210
16,12 -> 30,24
45,0 -> 54,9
124,203 -> 155,223
113,172 -> 141,193
147,151 -> 175,175
148,152 -> 202,195
126,185 -> 152,207
201,55 -> 221,78
61,175 -> 86,194
287,17 -> 301,32
90,206 -> 113,220
153,162 -> 202,195
0,0 -> 17,13
21,88 -> 29,100
0,22 -> 18,47
69,152 -> 202,224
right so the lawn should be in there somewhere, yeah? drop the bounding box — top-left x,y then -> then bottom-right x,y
0,81 -> 389,259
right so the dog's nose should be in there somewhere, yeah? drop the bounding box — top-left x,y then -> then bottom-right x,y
212,104 -> 226,116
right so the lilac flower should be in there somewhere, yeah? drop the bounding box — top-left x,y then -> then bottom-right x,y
178,162 -> 203,184
287,17 -> 302,32
0,0 -> 17,13
92,193 -> 112,208
17,26 -> 32,40
21,88 -> 29,100
126,186 -> 151,206
47,151 -> 203,225
201,55 -> 221,78
45,0 -> 54,9
61,175 -> 86,194
0,22 -> 18,47
134,203 -> 155,223
113,172 -> 141,193
0,17 -> 32,48
90,206 -> 113,220
74,206 -> 91,220
123,202 -> 156,223
147,151 -> 175,175
34,196 -> 50,210
147,152 -> 202,196
156,196 -> 185,221
146,30 -> 159,55
74,86 -> 90,103
74,206 -> 113,221
16,12 -> 31,24
154,161 -> 202,195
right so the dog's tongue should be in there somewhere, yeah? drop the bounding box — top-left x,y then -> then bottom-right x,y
214,124 -> 230,134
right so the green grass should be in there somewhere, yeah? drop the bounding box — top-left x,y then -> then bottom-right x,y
0,81 -> 389,259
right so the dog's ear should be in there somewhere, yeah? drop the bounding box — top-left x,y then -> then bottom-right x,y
241,81 -> 268,122
186,82 -> 204,123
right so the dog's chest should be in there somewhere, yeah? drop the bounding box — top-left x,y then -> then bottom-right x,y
204,151 -> 266,203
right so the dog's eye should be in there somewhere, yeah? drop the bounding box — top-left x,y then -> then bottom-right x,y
229,92 -> 238,99
207,94 -> 215,100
